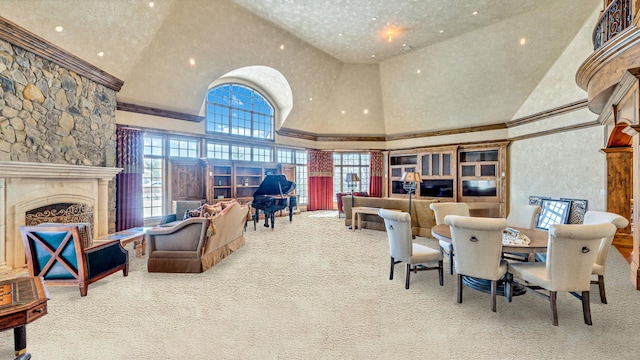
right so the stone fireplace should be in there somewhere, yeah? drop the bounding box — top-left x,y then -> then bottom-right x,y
0,161 -> 121,270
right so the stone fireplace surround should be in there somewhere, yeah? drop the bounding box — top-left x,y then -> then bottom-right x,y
0,161 -> 121,270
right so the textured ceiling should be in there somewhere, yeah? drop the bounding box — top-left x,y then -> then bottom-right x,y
0,0 -> 601,137
230,0 -> 559,63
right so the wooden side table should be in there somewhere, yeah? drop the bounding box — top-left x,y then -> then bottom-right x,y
0,276 -> 49,359
352,207 -> 401,231
96,227 -> 152,257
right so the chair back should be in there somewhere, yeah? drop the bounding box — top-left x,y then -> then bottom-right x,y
582,210 -> 629,267
546,223 -> 617,291
20,225 -> 84,281
444,215 -> 507,280
378,209 -> 413,263
506,204 -> 541,229
430,202 -> 470,225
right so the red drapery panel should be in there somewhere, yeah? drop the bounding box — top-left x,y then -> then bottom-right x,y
307,150 -> 334,210
369,151 -> 383,197
116,127 -> 144,231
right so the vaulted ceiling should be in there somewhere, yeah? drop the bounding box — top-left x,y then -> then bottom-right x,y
0,0 -> 601,137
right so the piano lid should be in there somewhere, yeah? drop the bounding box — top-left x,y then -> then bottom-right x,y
253,174 -> 296,197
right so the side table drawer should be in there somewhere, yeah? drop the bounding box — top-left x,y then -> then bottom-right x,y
26,303 -> 47,322
0,312 -> 27,330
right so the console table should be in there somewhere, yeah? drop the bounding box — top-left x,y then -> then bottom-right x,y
352,207 -> 401,231
0,276 -> 49,359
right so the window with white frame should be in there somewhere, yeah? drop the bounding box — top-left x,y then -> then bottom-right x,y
333,153 -> 370,202
206,83 -> 274,140
143,134 -> 164,218
169,137 -> 199,158
253,146 -> 273,162
206,142 -> 230,160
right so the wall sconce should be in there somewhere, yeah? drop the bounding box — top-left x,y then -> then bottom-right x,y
401,171 -> 421,214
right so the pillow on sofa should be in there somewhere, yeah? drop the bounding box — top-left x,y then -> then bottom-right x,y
219,199 -> 238,209
183,207 -> 203,220
201,203 -> 222,218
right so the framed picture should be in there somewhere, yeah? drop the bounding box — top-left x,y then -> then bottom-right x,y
536,198 -> 572,230
560,198 -> 588,224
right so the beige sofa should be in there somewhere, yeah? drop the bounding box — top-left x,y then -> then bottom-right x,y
146,201 -> 249,273
343,196 -> 438,237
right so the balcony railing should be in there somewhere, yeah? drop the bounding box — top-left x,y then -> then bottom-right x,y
593,0 -> 633,50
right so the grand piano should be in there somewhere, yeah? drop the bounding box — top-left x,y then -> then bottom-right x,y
252,174 -> 297,229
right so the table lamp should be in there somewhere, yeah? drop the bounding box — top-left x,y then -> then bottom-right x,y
345,173 -> 360,209
401,171 -> 421,214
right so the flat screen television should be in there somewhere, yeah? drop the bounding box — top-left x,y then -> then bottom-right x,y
420,179 -> 453,197
462,180 -> 497,197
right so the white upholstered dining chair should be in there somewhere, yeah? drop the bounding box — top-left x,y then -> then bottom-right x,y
444,215 -> 508,312
429,202 -> 470,275
507,223 -> 617,326
582,210 -> 629,304
504,204 -> 542,261
378,209 -> 443,289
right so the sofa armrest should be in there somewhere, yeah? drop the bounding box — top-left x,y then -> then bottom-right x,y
159,214 -> 177,225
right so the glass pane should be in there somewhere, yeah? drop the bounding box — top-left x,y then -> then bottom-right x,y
461,165 -> 475,177
480,164 -> 496,176
432,154 -> 439,176
421,156 -> 429,176
442,154 -> 451,175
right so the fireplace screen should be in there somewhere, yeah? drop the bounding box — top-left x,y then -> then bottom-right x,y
25,203 -> 94,226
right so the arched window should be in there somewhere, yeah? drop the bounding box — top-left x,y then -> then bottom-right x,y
206,83 -> 274,140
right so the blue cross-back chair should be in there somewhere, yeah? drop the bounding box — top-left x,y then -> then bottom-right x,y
20,225 -> 129,296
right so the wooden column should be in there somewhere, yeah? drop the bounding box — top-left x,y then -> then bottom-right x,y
602,147 -> 633,248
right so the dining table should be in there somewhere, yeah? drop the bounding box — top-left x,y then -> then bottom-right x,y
430,223 -> 548,296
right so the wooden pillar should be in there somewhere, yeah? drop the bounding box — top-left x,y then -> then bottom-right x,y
602,147 -> 633,247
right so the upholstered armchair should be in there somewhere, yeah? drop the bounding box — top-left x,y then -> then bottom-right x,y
507,223 -> 617,325
147,218 -> 208,273
444,215 -> 508,312
429,202 -> 470,275
20,225 -> 129,296
378,209 -> 443,289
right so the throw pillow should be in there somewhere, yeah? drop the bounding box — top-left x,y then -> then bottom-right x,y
183,207 -> 203,220
219,199 -> 238,209
201,204 -> 222,218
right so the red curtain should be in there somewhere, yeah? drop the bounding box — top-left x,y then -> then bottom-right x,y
369,151 -> 383,197
116,127 -> 144,231
307,150 -> 334,210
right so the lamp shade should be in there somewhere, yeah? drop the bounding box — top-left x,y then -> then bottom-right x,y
345,173 -> 360,182
400,171 -> 421,183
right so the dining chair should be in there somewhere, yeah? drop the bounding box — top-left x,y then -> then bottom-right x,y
507,223 -> 617,326
503,204 -> 542,261
582,210 -> 629,304
378,209 -> 443,289
429,202 -> 470,275
444,215 -> 508,312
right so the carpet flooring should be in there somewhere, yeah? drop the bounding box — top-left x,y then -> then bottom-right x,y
1,211 -> 639,359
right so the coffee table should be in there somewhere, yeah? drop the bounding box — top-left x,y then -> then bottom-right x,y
96,227 -> 151,257
0,276 -> 49,359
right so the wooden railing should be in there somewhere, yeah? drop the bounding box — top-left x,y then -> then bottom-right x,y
593,0 -> 633,50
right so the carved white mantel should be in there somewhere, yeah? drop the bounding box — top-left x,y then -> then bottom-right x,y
0,161 -> 122,270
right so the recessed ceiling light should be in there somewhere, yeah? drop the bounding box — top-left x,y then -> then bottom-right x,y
416,69 -> 421,74
97,51 -> 104,57
520,37 -> 526,45
338,33 -> 343,37
148,1 -> 155,7
363,109 -> 369,114
54,25 -> 63,32
371,54 -> 376,58
189,58 -> 196,65
371,17 -> 378,21
309,97 -> 313,101
472,11 -> 479,15
341,110 -> 345,114
280,44 -> 285,50
439,29 -> 445,33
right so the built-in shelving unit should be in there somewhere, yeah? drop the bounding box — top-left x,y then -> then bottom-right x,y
388,141 -> 508,217
205,161 -> 281,205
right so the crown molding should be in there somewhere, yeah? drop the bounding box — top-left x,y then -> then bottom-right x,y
0,16 -> 123,92
505,99 -> 589,127
117,102 -> 204,123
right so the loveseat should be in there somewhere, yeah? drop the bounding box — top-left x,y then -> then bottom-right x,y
146,201 -> 249,273
343,196 -> 438,237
